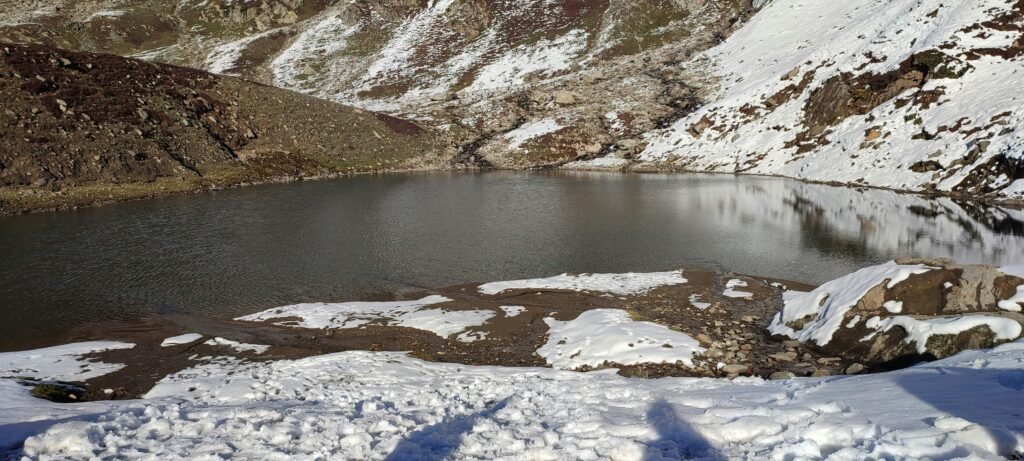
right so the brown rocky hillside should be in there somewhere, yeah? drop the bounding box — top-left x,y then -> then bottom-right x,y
0,42 -> 446,214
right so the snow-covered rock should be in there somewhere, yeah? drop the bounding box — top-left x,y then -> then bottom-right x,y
771,259 -> 1024,364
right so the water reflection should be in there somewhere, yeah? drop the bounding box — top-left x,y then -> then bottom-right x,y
0,172 -> 1021,349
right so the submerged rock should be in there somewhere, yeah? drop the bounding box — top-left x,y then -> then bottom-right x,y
769,259 -> 1024,367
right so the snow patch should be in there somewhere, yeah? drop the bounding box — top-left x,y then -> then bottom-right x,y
503,119 -> 564,150
500,305 -> 526,317
479,270 -> 687,296
538,309 -> 704,370
203,337 -> 270,355
689,294 -> 712,310
998,286 -> 1024,313
0,341 -> 134,382
160,334 -> 203,347
466,29 -> 589,93
723,279 -> 753,299
237,295 -> 495,339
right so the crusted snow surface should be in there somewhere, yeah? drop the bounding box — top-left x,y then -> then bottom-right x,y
770,262 -> 934,346
203,337 -> 270,354
236,295 -> 495,339
538,309 -> 704,370
0,341 -> 134,382
159,333 -> 203,347
13,342 -> 1024,459
865,315 -> 1023,354
478,270 -> 687,296
640,0 -> 1024,198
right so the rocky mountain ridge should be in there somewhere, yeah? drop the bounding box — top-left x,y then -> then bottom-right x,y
2,0 -> 1023,207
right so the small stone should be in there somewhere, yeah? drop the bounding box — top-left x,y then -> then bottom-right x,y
696,333 -> 712,344
769,351 -> 798,362
429,92 -> 455,102
741,316 -> 755,323
817,357 -> 841,364
845,363 -> 866,375
769,371 -> 796,380
782,340 -> 801,348
810,369 -> 831,377
720,364 -> 748,375
137,108 -> 149,122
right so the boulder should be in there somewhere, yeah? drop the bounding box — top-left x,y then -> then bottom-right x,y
552,90 -> 577,105
768,260 -> 1024,367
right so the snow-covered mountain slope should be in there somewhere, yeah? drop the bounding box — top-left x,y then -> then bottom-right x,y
639,0 -> 1024,200
0,0 -> 750,109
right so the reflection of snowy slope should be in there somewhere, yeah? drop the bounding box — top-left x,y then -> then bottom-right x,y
676,175 -> 1024,267
10,342 -> 1024,459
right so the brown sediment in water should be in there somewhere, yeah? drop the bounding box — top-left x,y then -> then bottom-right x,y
19,269 -> 859,403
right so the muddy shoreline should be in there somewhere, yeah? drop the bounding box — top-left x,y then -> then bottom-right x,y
7,269 -> 883,404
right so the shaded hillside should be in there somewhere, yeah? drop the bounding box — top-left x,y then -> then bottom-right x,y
0,42 -> 446,214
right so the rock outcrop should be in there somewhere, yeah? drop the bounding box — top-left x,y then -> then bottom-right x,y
770,259 -> 1024,368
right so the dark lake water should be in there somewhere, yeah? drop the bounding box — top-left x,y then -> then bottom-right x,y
1,171 -> 1023,349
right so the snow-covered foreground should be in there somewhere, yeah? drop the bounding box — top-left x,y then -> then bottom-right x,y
4,341 -> 1023,459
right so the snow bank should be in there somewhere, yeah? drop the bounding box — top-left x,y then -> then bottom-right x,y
865,315 -> 1023,354
16,342 -> 1024,459
538,309 -> 704,370
236,295 -> 495,339
0,341 -> 134,381
160,333 -> 202,347
478,270 -> 687,296
770,262 -> 934,345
